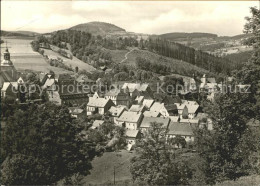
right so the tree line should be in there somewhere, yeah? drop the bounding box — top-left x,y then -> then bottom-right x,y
139,37 -> 240,75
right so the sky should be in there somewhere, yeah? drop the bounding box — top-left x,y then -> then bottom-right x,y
1,1 -> 259,36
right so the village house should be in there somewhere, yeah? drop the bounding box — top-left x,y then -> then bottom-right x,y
59,84 -> 89,105
68,107 -> 85,119
104,88 -> 131,108
125,129 -> 141,151
139,117 -> 171,133
186,104 -> 200,119
116,111 -> 143,130
91,120 -> 105,129
1,82 -> 17,99
167,122 -> 195,143
175,103 -> 189,119
108,105 -> 127,123
87,97 -> 114,115
122,83 -> 153,98
150,102 -> 178,118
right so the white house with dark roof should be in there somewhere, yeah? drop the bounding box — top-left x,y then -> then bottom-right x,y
86,97 -> 114,115
116,111 -> 143,130
139,117 -> 171,133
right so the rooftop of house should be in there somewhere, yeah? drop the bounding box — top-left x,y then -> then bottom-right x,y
186,104 -> 200,114
117,111 -> 143,123
150,102 -> 165,112
125,129 -> 139,138
1,82 -> 18,91
122,83 -> 149,93
135,96 -> 144,103
169,116 -> 180,122
109,106 -> 126,117
69,107 -> 84,115
129,104 -> 145,112
175,103 -> 187,110
143,111 -> 161,118
180,119 -> 199,124
168,122 -> 194,136
142,99 -> 155,109
87,97 -> 113,108
140,117 -> 170,129
91,120 -> 104,129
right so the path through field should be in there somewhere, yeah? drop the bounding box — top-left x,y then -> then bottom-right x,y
119,48 -> 137,64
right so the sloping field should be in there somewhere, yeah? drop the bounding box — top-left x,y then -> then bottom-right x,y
82,150 -> 134,184
0,37 -> 70,74
42,48 -> 96,73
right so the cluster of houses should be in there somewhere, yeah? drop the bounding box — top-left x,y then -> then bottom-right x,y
84,82 -> 212,150
0,48 -> 215,150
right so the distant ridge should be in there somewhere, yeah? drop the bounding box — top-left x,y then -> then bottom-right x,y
1,30 -> 39,37
68,21 -> 126,35
159,32 -> 218,40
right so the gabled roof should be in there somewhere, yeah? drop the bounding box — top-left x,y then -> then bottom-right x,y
168,122 -> 194,136
129,104 -> 145,112
140,117 -> 170,129
175,103 -> 187,110
70,108 -> 84,115
42,78 -> 55,89
135,96 -> 144,103
2,82 -> 11,91
91,120 -> 104,129
142,99 -> 154,109
125,129 -> 139,138
186,104 -> 199,114
150,102 -> 165,112
109,106 -> 126,117
87,97 -> 113,108
143,111 -> 161,117
122,83 -> 149,93
117,111 -> 143,123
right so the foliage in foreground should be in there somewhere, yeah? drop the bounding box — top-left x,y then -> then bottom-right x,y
1,103 -> 93,185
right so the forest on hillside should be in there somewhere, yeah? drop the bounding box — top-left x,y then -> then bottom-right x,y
139,37 -> 242,75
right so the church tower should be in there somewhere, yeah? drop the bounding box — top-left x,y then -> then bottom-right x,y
1,48 -> 17,81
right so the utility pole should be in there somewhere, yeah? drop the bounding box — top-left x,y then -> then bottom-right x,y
113,166 -> 116,185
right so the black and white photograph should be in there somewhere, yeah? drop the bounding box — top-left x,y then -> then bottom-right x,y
1,0 -> 260,185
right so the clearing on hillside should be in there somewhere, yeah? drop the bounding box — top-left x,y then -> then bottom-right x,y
0,37 -> 71,74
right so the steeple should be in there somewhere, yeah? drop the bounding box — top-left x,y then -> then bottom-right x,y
1,47 -> 13,66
